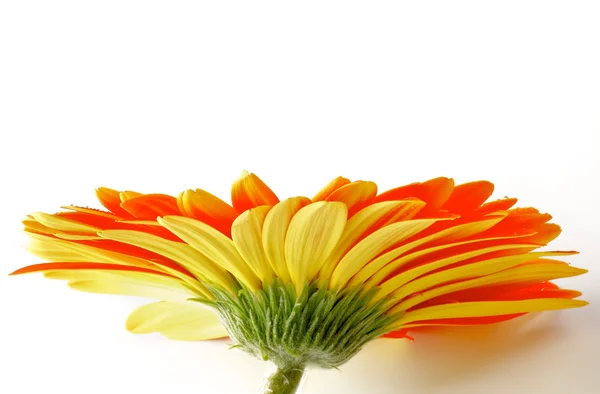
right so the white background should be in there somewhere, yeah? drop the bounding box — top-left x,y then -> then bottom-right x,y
1,1 -> 599,393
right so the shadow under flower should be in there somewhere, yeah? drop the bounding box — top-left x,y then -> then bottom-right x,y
310,311 -> 584,394
397,312 -> 565,386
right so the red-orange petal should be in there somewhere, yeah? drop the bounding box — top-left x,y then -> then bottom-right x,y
441,181 -> 494,214
96,187 -> 133,218
231,171 -> 279,212
312,176 -> 351,201
475,198 -> 519,215
376,177 -> 455,213
120,194 -> 181,220
10,262 -> 170,276
178,189 -> 239,236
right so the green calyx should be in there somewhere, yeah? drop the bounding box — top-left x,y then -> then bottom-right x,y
200,279 -> 397,370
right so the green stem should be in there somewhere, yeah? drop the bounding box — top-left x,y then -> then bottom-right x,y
261,364 -> 305,394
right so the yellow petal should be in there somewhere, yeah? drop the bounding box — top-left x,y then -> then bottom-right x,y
382,249 -> 577,302
285,202 -> 347,294
25,232 -> 156,270
325,181 -> 378,216
158,216 -> 261,292
231,206 -> 275,284
319,200 -> 426,284
352,232 -> 536,288
391,298 -> 588,329
60,205 -> 119,219
99,229 -> 233,293
231,171 -> 279,213
126,301 -> 228,340
261,197 -> 311,284
44,270 -> 196,301
362,214 -> 508,288
329,219 -> 439,290
31,212 -> 100,234
391,260 -> 588,312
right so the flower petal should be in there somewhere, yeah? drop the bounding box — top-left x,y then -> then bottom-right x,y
24,233 -> 159,271
312,176 -> 351,201
96,187 -> 133,217
126,301 -> 228,340
391,298 -> 588,329
474,198 -> 518,215
362,214 -> 507,288
319,200 -> 426,283
325,181 -> 378,217
231,171 -> 279,213
120,194 -> 181,219
285,202 -> 347,294
375,177 -> 455,212
231,206 -> 275,284
391,260 -> 588,312
158,216 -> 261,291
12,264 -> 200,301
441,181 -> 494,213
99,229 -> 233,293
382,250 -> 578,302
330,219 -> 440,290
30,212 -> 101,234
352,232 -> 536,288
261,197 -> 311,284
178,189 -> 239,236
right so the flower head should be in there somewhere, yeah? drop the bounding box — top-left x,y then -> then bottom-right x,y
12,172 -> 587,393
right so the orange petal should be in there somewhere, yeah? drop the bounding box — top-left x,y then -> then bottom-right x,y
312,176 -> 351,201
178,189 -> 239,236
96,187 -> 132,218
10,262 -> 169,276
475,198 -> 518,215
441,181 -> 494,214
231,171 -> 279,213
325,181 -> 377,217
120,194 -> 181,220
376,177 -> 455,213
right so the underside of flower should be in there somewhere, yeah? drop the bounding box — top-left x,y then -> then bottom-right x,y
12,172 -> 588,392
208,280 -> 396,369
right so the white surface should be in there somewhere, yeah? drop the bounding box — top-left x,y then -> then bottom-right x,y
1,2 -> 599,393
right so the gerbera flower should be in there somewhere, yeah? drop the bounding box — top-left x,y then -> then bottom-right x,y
12,172 -> 587,394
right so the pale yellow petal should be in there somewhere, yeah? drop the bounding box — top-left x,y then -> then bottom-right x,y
99,229 -> 233,292
25,232 -> 156,270
351,232 -> 535,288
362,214 -> 508,288
158,216 -> 261,291
231,206 -> 275,284
390,260 -> 588,313
31,212 -> 101,233
382,249 -> 577,302
285,202 -> 347,294
126,301 -> 228,340
60,205 -> 119,219
44,270 -> 196,301
329,219 -> 439,290
262,197 -> 311,284
319,200 -> 426,283
391,298 -> 588,329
